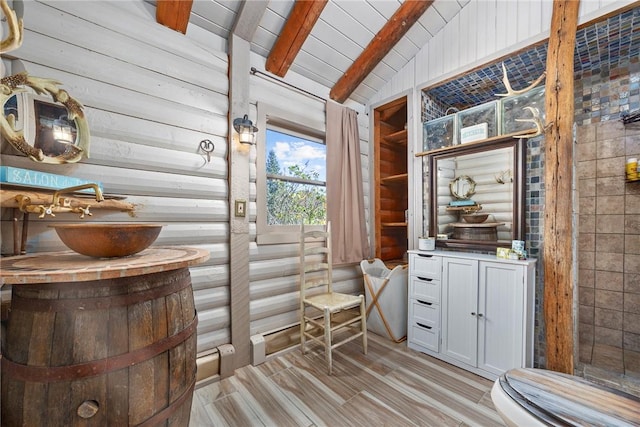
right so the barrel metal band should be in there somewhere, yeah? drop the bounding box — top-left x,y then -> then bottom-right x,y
1,315 -> 198,383
10,271 -> 191,312
137,379 -> 196,427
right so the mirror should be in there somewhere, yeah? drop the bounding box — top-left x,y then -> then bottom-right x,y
1,72 -> 90,164
427,137 -> 525,251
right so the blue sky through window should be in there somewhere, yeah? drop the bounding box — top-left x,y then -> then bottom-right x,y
266,129 -> 326,182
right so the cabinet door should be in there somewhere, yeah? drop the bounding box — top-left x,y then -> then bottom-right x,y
477,261 -> 525,376
441,257 -> 478,366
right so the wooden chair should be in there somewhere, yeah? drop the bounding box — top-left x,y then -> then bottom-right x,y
299,222 -> 367,374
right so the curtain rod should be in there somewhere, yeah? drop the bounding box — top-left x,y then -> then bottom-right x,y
250,67 -> 327,103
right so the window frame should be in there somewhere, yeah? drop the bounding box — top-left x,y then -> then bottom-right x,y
256,102 -> 327,244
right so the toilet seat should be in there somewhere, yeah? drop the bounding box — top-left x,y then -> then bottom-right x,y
491,368 -> 640,427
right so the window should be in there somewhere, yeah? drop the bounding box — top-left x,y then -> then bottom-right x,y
257,103 -> 327,244
265,127 -> 326,226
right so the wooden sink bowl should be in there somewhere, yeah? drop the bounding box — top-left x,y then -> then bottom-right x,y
462,214 -> 489,224
51,223 -> 163,258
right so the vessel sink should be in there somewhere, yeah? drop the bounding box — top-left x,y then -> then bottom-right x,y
50,223 -> 163,258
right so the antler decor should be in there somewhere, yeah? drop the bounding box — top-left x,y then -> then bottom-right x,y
495,62 -> 546,97
513,106 -> 544,139
0,0 -> 90,164
0,0 -> 23,53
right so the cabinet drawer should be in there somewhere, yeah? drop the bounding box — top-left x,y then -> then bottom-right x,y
409,322 -> 439,352
410,299 -> 439,327
410,253 -> 442,279
410,276 -> 440,302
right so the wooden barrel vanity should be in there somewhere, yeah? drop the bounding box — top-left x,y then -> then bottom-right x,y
0,246 -> 209,426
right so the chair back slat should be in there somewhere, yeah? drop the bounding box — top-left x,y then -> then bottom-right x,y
300,222 -> 333,297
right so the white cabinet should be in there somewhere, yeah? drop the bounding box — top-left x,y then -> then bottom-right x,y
408,250 -> 536,380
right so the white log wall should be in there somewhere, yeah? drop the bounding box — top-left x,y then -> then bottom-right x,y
370,0 -> 635,105
0,0 -> 230,356
0,1 -> 371,361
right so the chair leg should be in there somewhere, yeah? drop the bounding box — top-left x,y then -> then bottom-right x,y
360,297 -> 368,355
324,308 -> 332,375
300,305 -> 306,354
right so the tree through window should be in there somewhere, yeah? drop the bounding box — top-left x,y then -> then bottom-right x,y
265,128 -> 326,225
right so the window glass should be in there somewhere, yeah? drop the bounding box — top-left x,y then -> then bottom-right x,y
265,127 -> 326,225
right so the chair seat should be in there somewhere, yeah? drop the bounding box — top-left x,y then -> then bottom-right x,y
304,292 -> 362,312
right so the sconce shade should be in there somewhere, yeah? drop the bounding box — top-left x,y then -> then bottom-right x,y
233,114 -> 258,144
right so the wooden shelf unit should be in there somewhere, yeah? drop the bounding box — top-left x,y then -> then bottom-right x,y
373,96 -> 408,263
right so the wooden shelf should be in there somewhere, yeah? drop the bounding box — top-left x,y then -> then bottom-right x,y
415,129 -> 538,157
0,188 -> 135,213
381,173 -> 408,184
383,129 -> 407,144
382,222 -> 407,227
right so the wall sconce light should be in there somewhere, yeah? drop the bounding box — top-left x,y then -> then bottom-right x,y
233,114 -> 258,145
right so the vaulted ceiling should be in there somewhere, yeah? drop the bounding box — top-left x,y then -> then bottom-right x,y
153,0 -> 471,105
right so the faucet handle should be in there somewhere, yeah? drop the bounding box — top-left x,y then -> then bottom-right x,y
78,205 -> 92,219
39,205 -> 56,219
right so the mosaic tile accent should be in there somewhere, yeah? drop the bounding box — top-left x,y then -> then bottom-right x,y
422,7 -> 640,115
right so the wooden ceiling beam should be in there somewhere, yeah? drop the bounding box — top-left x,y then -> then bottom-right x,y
156,0 -> 193,35
330,0 -> 433,104
265,0 -> 328,77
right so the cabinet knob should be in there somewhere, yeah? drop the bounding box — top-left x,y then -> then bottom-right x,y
471,312 -> 476,316
478,313 -> 484,318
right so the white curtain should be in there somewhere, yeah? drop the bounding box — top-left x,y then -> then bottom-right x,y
326,101 -> 369,264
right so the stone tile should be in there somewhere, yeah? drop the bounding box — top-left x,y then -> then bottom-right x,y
579,268 -> 595,287
626,235 -> 640,255
626,215 -> 640,234
625,348 -> 640,374
577,124 -> 596,143
577,160 -> 597,179
595,289 -> 624,310
596,195 -> 625,214
624,293 -> 640,314
577,141 -> 597,161
580,304 -> 595,323
596,175 -> 625,195
592,342 -> 624,373
595,270 -> 624,291
626,195 -> 640,214
597,158 -> 626,179
624,331 -> 640,352
594,326 -> 623,347
580,323 -> 594,345
579,250 -> 595,269
626,133 -> 640,155
624,312 -> 640,334
579,178 -> 596,198
595,233 -> 625,253
597,120 -> 626,141
579,341 -> 593,364
596,215 -> 625,234
594,252 -> 624,272
597,139 -> 625,159
579,215 -> 596,234
626,273 -> 640,293
579,286 -> 595,305
626,254 -> 640,274
594,307 -> 623,329
579,233 -> 595,251
579,196 -> 596,214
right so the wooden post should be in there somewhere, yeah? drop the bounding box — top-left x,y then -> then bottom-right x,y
543,0 -> 580,374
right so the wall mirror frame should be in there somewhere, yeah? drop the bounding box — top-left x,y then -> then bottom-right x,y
427,136 -> 526,251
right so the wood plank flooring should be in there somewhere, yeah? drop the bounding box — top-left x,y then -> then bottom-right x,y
189,334 -> 505,426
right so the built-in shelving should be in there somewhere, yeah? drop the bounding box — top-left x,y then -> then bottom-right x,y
373,96 -> 408,264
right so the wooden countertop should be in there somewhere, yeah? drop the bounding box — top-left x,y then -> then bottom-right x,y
450,222 -> 505,228
0,246 -> 210,285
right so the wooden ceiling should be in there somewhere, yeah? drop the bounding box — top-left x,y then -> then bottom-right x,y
154,0 -> 465,105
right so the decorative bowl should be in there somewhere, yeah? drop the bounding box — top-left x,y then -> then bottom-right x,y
462,214 -> 489,224
50,223 -> 163,258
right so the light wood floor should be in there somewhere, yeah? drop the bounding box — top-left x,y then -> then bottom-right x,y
189,333 -> 505,426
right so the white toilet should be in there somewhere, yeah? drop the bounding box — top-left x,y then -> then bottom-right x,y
491,368 -> 640,426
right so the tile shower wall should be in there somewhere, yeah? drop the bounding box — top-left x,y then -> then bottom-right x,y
576,112 -> 640,353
